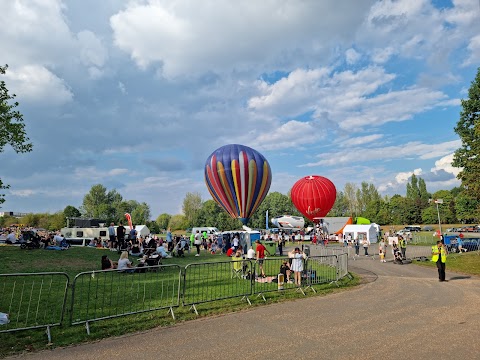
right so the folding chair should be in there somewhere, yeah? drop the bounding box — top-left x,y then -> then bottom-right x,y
231,256 -> 244,279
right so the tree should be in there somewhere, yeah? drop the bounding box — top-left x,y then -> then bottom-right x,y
81,184 -> 109,218
453,67 -> 480,215
156,213 -> 172,231
182,192 -> 202,227
0,65 -> 33,205
64,205 -> 81,219
168,214 -> 188,231
131,202 -> 151,224
454,192 -> 478,223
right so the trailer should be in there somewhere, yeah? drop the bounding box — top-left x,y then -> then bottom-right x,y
61,224 -> 150,246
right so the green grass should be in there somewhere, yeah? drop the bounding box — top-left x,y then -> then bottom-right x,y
0,246 -> 358,358
413,251 -> 480,275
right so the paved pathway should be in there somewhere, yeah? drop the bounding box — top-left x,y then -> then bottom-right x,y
12,253 -> 480,360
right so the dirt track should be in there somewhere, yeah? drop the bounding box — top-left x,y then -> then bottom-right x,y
11,252 -> 480,360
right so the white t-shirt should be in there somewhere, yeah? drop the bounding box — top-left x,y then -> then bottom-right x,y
247,248 -> 255,259
117,258 -> 131,270
194,233 -> 201,245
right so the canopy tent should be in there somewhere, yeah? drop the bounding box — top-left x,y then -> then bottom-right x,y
342,224 -> 378,244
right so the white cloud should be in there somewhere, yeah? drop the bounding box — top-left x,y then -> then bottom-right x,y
463,34 -> 480,66
77,30 -> 108,68
253,120 -> 318,151
248,66 -> 455,130
340,134 -> 384,147
395,168 -> 423,184
110,0 -> 374,77
9,189 -> 36,197
345,48 -> 361,64
370,47 -> 395,63
301,140 -> 461,167
431,153 -> 462,177
4,65 -> 73,105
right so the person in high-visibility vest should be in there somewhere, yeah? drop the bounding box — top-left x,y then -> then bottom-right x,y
399,236 -> 407,259
431,240 -> 447,282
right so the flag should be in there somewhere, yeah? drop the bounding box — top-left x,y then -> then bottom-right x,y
125,213 -> 133,230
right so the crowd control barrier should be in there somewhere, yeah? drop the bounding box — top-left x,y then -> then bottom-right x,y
0,272 -> 70,342
303,255 -> 339,292
251,257 -> 303,299
70,265 -> 181,334
182,260 -> 254,315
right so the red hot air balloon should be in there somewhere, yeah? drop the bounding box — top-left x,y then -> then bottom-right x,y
290,175 -> 336,221
205,144 -> 272,225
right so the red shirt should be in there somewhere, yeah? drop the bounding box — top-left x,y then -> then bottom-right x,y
256,243 -> 267,259
226,248 -> 234,257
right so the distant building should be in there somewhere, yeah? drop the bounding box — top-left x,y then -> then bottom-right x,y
0,211 -> 28,218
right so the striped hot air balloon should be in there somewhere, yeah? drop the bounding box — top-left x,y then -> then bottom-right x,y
205,144 -> 272,225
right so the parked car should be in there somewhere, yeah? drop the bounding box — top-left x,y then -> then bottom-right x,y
404,226 -> 421,232
396,229 -> 411,236
423,226 -> 434,231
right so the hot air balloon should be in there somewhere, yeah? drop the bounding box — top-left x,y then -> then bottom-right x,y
205,144 -> 272,225
290,175 -> 336,222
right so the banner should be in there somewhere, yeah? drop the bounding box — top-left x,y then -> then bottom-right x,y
125,213 -> 133,230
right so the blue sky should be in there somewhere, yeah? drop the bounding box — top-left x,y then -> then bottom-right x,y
1,0 -> 479,218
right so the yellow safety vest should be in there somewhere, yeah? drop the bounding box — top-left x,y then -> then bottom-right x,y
399,239 -> 406,248
431,245 -> 446,263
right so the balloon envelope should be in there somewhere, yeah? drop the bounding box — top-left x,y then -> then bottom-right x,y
205,144 -> 272,225
290,175 -> 336,221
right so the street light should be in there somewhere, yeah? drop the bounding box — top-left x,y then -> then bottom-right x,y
431,199 -> 443,235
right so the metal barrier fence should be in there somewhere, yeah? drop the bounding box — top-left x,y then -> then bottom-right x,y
337,253 -> 349,279
70,265 -> 181,334
303,255 -> 339,292
183,260 -> 254,315
0,272 -> 70,342
251,257 -> 306,299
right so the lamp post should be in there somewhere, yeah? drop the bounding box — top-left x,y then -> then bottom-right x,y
434,199 -> 443,235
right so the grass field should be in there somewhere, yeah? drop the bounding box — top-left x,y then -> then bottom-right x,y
0,245 -> 357,358
414,251 -> 480,275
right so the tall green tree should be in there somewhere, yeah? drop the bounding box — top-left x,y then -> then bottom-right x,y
156,213 -> 172,230
454,192 -> 478,223
453,67 -> 480,217
182,192 -> 202,227
0,65 -> 33,205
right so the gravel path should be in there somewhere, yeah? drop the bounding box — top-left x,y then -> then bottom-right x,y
11,251 -> 480,360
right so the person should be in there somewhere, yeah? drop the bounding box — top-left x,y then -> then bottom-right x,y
226,246 -> 235,257
108,222 -> 116,249
116,222 -> 126,250
278,234 -> 285,256
362,237 -> 370,256
457,236 -> 464,253
6,231 -> 17,244
289,247 -> 306,286
189,231 -> 195,250
379,238 -> 387,261
166,228 -> 173,251
280,260 -> 292,284
129,225 -> 137,241
432,240 -> 447,282
156,243 -> 170,258
247,246 -> 255,259
399,236 -> 407,259
354,236 -> 360,256
343,235 -> 348,247
255,240 -> 270,278
88,237 -> 97,247
101,255 -> 116,270
129,237 -> 143,257
117,251 -> 135,273
379,247 -> 385,263
232,234 -> 239,251
194,230 -> 201,256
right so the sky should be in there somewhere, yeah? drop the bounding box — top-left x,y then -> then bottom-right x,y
1,0 -> 479,219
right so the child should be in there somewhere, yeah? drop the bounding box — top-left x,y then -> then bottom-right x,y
379,246 -> 386,263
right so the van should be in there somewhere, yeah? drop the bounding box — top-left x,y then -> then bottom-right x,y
191,227 -> 221,236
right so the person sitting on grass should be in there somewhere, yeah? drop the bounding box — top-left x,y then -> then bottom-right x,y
280,260 -> 292,283
117,251 -> 135,273
155,243 -> 171,258
101,255 -> 117,270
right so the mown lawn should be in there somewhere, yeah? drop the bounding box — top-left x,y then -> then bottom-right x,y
0,245 -> 358,358
414,251 -> 480,275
